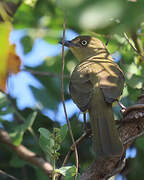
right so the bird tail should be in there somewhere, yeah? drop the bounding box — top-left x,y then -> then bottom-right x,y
89,88 -> 123,159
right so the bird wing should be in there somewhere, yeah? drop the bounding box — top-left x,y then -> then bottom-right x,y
87,58 -> 125,103
69,58 -> 125,111
69,61 -> 93,112
99,61 -> 125,103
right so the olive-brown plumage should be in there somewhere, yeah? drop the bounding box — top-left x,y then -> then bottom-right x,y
62,36 -> 124,159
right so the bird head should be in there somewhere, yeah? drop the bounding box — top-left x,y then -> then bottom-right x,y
60,36 -> 109,61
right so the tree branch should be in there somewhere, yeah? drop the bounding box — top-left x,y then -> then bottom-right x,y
22,69 -> 69,78
60,16 -> 79,180
0,130 -> 53,178
0,0 -> 22,22
123,32 -> 141,56
79,94 -> 144,180
62,129 -> 91,167
0,169 -> 18,180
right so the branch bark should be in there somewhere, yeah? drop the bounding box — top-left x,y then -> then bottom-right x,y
0,130 -> 53,178
79,95 -> 144,180
0,0 -> 22,22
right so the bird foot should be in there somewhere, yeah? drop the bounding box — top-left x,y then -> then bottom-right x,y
83,111 -> 89,132
117,100 -> 127,114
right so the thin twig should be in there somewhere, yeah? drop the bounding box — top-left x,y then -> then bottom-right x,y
60,16 -> 79,179
62,129 -> 91,167
123,32 -> 141,56
0,169 -> 18,180
22,69 -> 69,78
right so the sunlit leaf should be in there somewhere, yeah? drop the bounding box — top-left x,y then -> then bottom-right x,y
0,22 -> 21,91
7,44 -> 21,74
56,166 -> 76,176
0,22 -> 11,77
24,0 -> 38,7
10,130 -> 24,146
10,112 -> 37,145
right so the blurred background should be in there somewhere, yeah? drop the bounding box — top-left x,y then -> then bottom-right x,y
1,0 -> 144,179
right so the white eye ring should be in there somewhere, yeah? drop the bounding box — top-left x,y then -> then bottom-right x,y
81,40 -> 87,46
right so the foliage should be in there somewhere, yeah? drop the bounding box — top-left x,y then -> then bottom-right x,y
0,0 -> 144,180
38,125 -> 78,179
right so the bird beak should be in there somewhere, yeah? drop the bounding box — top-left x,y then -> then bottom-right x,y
59,40 -> 75,47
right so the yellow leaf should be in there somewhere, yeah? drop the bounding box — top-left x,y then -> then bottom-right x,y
0,22 -> 12,77
7,44 -> 21,74
0,74 -> 7,92
0,22 -> 21,91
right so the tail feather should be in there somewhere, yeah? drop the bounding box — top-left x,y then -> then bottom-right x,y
89,88 -> 123,159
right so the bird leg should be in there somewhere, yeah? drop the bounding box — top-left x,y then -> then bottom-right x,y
117,100 -> 126,114
83,111 -> 88,132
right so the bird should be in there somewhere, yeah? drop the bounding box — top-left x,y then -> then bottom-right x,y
61,35 -> 125,159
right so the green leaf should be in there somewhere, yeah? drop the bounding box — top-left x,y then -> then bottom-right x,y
5,0 -> 19,3
0,106 -> 14,115
10,112 -> 37,145
39,135 -> 54,158
0,96 -> 9,108
136,137 -> 144,150
20,35 -> 33,54
22,111 -> 37,131
0,96 -> 14,116
10,154 -> 26,167
39,128 -> 51,140
39,128 -> 54,158
30,86 -> 57,110
56,166 -> 77,177
59,124 -> 68,142
126,74 -> 144,89
44,35 -> 59,44
10,130 -> 24,146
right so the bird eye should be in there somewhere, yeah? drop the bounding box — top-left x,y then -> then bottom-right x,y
81,40 -> 87,46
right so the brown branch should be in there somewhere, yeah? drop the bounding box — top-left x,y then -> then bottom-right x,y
0,130 -> 53,178
79,95 -> 144,180
123,32 -> 141,55
58,101 -> 144,180
62,129 -> 91,167
123,32 -> 144,61
130,31 -> 143,55
104,157 -> 126,180
0,169 -> 18,180
60,16 -> 79,180
124,130 -> 144,145
0,0 -> 22,22
6,0 -> 22,16
22,69 -> 69,78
